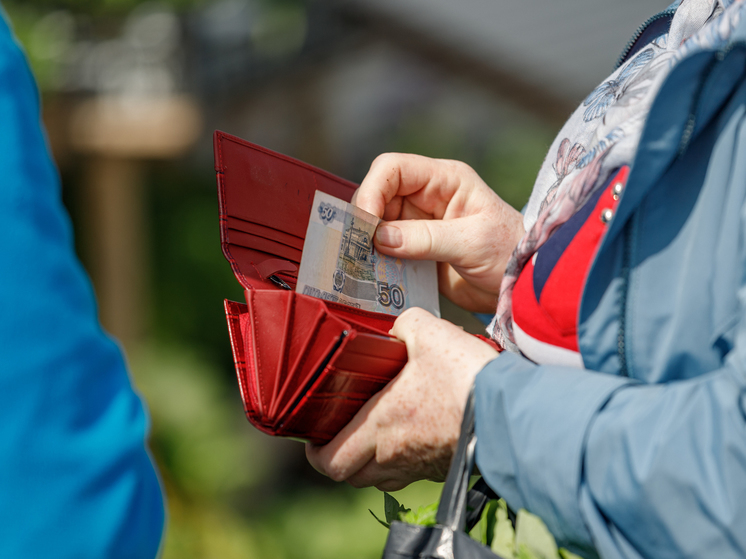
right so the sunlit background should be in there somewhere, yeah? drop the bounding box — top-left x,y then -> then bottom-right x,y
4,0 -> 668,556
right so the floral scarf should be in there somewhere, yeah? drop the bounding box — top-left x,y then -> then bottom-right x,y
489,0 -> 745,353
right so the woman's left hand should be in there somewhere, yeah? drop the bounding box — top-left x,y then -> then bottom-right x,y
305,308 -> 498,491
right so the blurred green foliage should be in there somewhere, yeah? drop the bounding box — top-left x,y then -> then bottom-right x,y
147,167 -> 245,374
3,0 -> 309,91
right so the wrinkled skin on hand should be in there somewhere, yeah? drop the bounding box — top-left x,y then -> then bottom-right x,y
306,308 -> 498,491
352,153 -> 525,313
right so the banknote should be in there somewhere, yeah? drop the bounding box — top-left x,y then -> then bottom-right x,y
296,191 -> 440,317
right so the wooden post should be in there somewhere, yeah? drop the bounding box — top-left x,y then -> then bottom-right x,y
70,95 -> 201,351
81,157 -> 147,348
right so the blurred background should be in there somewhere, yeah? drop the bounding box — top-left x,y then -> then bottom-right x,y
4,0 -> 668,556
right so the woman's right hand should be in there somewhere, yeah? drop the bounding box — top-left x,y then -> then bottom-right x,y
352,153 -> 525,313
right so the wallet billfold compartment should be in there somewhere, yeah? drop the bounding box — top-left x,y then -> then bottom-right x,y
215,131 -> 408,444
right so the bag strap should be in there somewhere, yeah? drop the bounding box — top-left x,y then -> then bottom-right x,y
435,388 -> 477,531
434,388 -> 516,534
465,478 -> 497,530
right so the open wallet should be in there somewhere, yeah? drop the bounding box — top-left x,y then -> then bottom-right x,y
215,130 -> 409,444
215,130 -> 501,444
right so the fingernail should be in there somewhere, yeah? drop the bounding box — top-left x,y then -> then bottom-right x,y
376,224 -> 403,248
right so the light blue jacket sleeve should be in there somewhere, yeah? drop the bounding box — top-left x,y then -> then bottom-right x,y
475,339 -> 746,559
0,10 -> 165,558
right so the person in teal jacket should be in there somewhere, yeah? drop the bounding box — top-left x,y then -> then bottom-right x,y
0,7 -> 164,558
308,1 -> 746,557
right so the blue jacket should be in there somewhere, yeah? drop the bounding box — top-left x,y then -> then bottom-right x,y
475,5 -> 746,559
0,9 -> 164,558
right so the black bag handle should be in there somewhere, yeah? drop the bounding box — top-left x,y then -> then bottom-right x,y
435,388 -> 514,533
435,388 -> 478,531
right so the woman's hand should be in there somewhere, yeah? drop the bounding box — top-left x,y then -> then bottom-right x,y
352,153 -> 525,313
305,308 -> 498,491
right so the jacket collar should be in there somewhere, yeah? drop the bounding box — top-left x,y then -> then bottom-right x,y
600,13 -> 746,250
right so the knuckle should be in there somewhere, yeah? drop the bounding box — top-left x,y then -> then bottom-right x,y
307,447 -> 347,482
328,468 -> 348,483
371,152 -> 399,172
400,306 -> 427,321
396,307 -> 428,333
322,458 -> 349,482
419,221 -> 436,256
444,158 -> 474,176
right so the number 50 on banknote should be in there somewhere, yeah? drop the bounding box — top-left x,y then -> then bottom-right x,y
296,191 -> 440,317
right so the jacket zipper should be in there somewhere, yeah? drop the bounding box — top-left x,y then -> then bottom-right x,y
617,219 -> 632,377
615,8 -> 678,69
679,42 -> 746,155
616,40 -> 745,377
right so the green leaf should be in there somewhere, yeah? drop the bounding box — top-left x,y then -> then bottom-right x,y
383,492 -> 410,524
483,499 -> 499,546
470,499 -> 499,546
515,510 -> 560,559
491,500 -> 517,558
368,509 -> 390,529
403,502 -> 438,526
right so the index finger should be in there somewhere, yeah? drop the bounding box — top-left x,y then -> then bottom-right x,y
354,153 -> 461,220
305,389 -> 383,482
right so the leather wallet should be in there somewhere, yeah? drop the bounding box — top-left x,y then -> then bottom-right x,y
215,131 -> 408,444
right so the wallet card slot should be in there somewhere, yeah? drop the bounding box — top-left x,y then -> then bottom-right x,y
227,233 -> 302,265
225,216 -> 304,251
245,290 -> 268,414
269,300 -> 327,418
339,331 -> 407,360
280,330 -> 348,428
273,313 -> 349,423
326,300 -> 396,334
332,350 -> 406,378
247,289 -> 294,417
224,300 -> 267,421
224,300 -> 253,411
331,314 -> 392,337
304,370 -> 392,402
227,227 -> 302,257
278,392 -> 365,444
276,332 -> 404,442
278,370 -> 387,444
314,334 -> 404,396
227,245 -> 299,290
270,292 -> 295,411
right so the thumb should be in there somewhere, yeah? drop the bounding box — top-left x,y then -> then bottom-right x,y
374,218 -> 470,262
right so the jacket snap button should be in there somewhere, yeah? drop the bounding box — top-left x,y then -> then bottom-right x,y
600,208 -> 614,224
612,182 -> 624,200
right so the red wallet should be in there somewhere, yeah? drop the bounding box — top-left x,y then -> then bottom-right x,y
215,131 -> 408,444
